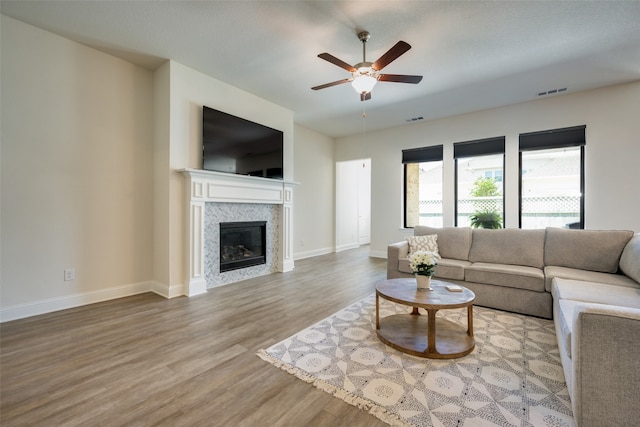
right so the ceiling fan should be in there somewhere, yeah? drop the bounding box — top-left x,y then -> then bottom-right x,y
312,31 -> 423,101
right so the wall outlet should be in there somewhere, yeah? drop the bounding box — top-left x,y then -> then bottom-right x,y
64,268 -> 75,281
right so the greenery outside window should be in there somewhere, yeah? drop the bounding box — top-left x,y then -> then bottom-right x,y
454,137 -> 505,228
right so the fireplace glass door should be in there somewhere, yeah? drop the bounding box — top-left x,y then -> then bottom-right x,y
219,221 -> 266,272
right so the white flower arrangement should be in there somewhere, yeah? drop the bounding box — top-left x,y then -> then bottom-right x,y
409,250 -> 438,277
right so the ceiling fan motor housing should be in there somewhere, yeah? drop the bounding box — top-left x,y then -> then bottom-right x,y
358,31 -> 371,42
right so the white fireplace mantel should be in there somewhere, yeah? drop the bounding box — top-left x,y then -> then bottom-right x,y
180,168 -> 297,296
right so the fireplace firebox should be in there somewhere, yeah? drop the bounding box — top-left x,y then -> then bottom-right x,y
219,221 -> 266,272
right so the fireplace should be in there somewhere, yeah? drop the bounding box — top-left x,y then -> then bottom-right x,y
219,221 -> 266,272
181,169 -> 295,296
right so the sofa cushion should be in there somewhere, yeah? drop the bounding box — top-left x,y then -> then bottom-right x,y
406,234 -> 440,257
468,228 -> 545,268
414,226 -> 472,261
544,266 -> 640,292
398,257 -> 412,274
551,278 -> 640,308
544,227 -> 634,273
400,257 -> 471,280
433,258 -> 471,281
557,298 -> 576,359
465,262 -> 545,292
556,299 -> 640,361
619,234 -> 640,283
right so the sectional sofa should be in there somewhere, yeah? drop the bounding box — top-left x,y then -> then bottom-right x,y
387,226 -> 640,427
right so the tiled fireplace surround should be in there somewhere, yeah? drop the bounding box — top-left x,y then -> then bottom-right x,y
181,169 -> 296,296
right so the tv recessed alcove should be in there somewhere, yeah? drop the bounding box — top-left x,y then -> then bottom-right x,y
219,221 -> 266,272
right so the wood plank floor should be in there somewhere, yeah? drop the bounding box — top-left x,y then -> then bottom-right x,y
1,246 -> 390,426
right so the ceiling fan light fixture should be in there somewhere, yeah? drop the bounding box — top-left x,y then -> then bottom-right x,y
351,69 -> 378,94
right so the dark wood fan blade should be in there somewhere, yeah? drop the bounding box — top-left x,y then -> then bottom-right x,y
311,78 -> 352,91
378,74 -> 423,84
318,53 -> 356,72
372,41 -> 411,71
360,92 -> 372,101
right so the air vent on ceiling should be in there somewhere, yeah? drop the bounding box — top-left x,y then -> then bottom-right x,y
405,116 -> 424,123
538,87 -> 567,97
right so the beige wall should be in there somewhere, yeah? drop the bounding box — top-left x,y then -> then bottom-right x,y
153,61 -> 295,294
152,63 -> 171,294
1,17 -> 296,319
335,81 -> 640,257
1,16 -> 154,318
292,124 -> 335,259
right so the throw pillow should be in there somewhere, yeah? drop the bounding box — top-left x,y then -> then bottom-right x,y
619,234 -> 640,283
406,234 -> 440,258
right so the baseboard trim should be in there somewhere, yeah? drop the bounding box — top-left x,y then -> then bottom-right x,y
279,258 -> 296,272
150,281 -> 185,299
369,250 -> 387,259
335,243 -> 359,253
1,281 -> 155,323
294,247 -> 334,260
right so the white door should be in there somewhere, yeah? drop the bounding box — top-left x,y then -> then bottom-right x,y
358,159 -> 371,245
336,159 -> 371,251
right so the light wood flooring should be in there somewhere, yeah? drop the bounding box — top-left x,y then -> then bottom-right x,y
1,246 -> 389,426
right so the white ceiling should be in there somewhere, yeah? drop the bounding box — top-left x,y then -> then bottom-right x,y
2,1 -> 640,138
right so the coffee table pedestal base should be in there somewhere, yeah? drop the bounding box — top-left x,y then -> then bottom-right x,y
376,312 -> 474,359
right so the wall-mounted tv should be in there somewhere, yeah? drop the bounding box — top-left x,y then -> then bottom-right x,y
202,106 -> 283,180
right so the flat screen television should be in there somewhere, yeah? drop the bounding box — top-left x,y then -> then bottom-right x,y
202,106 -> 283,180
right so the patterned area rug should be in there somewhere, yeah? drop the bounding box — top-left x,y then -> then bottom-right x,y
257,294 -> 575,427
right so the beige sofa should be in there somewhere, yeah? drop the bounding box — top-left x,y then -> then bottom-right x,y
387,226 -> 640,426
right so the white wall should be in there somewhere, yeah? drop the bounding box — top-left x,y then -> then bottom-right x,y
1,16 -> 155,320
335,81 -> 640,257
292,124 -> 335,259
153,61 -> 295,294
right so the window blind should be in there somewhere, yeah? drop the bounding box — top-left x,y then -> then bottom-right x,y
454,136 -> 505,158
519,125 -> 586,151
402,145 -> 443,164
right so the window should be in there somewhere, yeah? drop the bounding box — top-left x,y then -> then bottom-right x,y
519,125 -> 585,229
403,145 -> 443,228
454,137 -> 505,228
484,170 -> 502,182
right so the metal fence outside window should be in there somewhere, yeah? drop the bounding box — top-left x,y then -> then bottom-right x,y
418,195 -> 580,228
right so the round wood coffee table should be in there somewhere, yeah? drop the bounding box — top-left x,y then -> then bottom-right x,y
376,278 -> 475,359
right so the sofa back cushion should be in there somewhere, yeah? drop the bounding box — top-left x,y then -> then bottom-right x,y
619,234 -> 640,283
544,228 -> 634,273
468,228 -> 546,268
414,226 -> 472,261
406,234 -> 440,257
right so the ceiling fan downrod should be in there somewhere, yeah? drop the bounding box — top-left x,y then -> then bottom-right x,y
351,31 -> 376,97
358,31 -> 371,64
